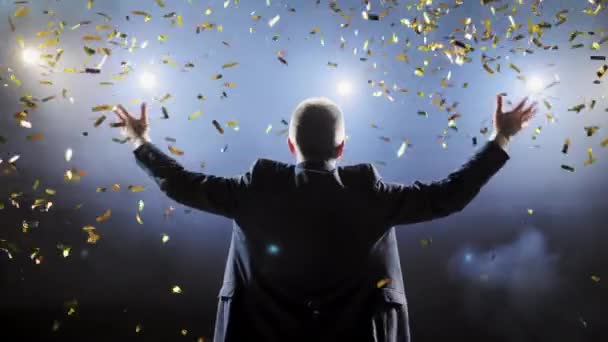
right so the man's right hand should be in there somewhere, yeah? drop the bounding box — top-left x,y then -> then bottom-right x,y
493,94 -> 537,141
113,103 -> 151,150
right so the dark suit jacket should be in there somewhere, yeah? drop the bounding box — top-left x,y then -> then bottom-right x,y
133,141 -> 509,342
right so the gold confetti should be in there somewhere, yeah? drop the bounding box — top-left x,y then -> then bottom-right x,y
222,62 -> 239,69
57,245 -> 71,258
128,185 -> 145,192
131,10 -> 152,22
597,65 -> 608,79
376,279 -> 391,288
188,111 -> 202,120
82,35 -> 103,41
14,7 -> 30,17
172,285 -> 182,294
92,105 -> 114,112
168,145 -> 184,156
96,209 -> 112,222
83,226 -> 100,244
136,212 -> 143,224
162,234 -> 170,243
584,147 -> 596,166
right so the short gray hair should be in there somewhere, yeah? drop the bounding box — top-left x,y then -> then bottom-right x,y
289,97 -> 345,161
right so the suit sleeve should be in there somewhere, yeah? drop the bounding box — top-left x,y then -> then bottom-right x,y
133,142 -> 251,219
372,141 -> 510,227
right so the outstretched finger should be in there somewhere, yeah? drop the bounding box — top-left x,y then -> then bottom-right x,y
521,102 -> 537,116
140,102 -> 148,124
113,106 -> 127,121
521,105 -> 537,123
512,97 -> 529,113
116,104 -> 134,121
496,94 -> 503,113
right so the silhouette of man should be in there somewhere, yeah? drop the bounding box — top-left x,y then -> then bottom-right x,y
114,95 -> 536,342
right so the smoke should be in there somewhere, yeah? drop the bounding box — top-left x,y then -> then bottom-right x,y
447,228 -> 575,342
449,228 -> 559,297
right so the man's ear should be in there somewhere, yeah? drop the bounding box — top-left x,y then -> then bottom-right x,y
287,137 -> 296,156
335,140 -> 345,159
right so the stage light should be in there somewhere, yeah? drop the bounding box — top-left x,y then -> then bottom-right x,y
464,253 -> 473,263
22,48 -> 39,65
139,71 -> 157,89
337,80 -> 352,96
526,76 -> 544,93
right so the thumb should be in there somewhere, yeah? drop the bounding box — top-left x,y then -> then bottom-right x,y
140,102 -> 148,124
496,94 -> 503,113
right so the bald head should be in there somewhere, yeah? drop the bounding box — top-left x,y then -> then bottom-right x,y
288,97 -> 345,162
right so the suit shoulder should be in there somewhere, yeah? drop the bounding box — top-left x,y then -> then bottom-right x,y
252,158 -> 292,171
338,163 -> 380,189
249,158 -> 294,187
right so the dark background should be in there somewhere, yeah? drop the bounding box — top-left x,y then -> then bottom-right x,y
1,0 -> 607,341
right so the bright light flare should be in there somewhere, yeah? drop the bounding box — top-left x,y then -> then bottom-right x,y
139,71 -> 157,89
22,48 -> 39,64
526,75 -> 544,93
337,80 -> 352,96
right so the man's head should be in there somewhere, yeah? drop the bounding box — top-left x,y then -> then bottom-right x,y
288,97 -> 345,162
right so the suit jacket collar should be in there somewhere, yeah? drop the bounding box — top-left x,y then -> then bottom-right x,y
296,160 -> 336,172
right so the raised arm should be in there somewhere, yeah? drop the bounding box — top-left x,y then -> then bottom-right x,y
113,103 -> 250,219
374,95 -> 536,227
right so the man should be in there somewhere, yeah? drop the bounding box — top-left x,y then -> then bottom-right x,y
113,95 -> 536,342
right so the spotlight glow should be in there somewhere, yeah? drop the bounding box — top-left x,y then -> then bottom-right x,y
527,76 -> 544,93
337,80 -> 352,96
22,48 -> 39,64
139,71 -> 157,89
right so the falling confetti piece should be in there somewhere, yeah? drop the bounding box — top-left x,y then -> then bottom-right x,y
561,139 -> 570,154
172,285 -> 182,294
222,62 -> 239,69
14,7 -> 30,17
96,209 -> 112,222
83,226 -> 100,244
128,185 -> 145,192
591,275 -> 600,282
168,145 -> 184,156
376,279 -> 391,288
268,14 -> 280,27
420,238 -> 432,248
162,234 -> 170,243
136,213 -> 143,224
65,148 -> 73,162
561,164 -> 575,172
397,141 -> 408,157
212,120 -> 224,134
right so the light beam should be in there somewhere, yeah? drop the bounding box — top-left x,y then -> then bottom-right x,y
139,71 -> 157,89
22,48 -> 39,65
337,80 -> 352,96
526,76 -> 544,93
